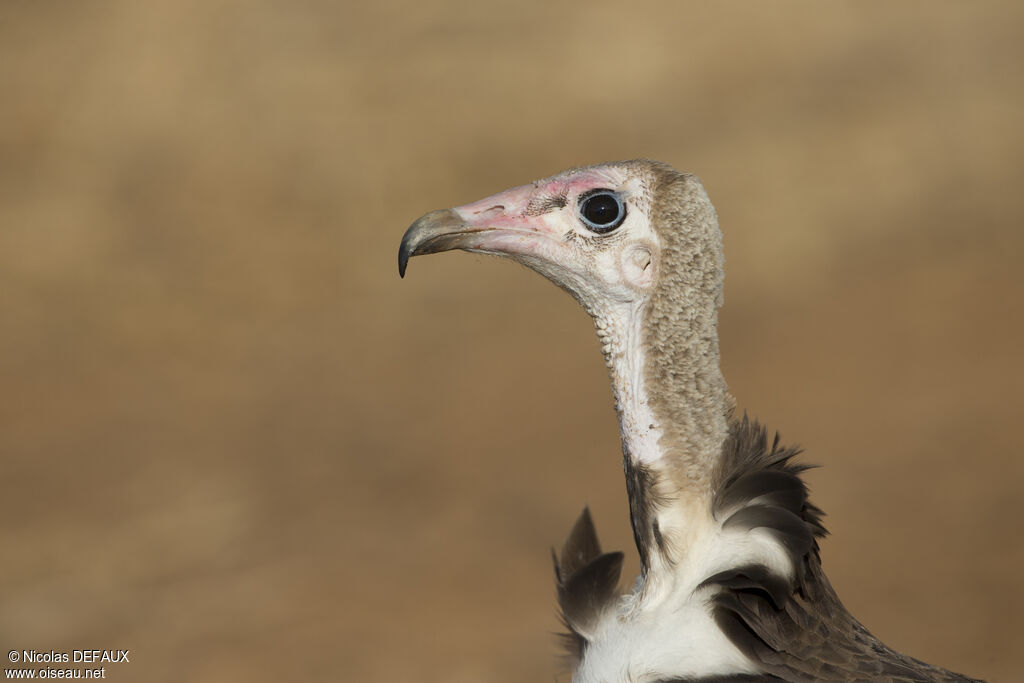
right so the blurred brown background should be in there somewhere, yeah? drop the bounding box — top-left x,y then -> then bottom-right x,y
1,1 -> 1022,681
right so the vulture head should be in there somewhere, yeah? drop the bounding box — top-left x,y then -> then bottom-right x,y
399,160 -> 722,319
400,161 -> 732,502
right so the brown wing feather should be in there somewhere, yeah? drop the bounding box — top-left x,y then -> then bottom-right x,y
552,507 -> 624,665
552,418 -> 980,681
706,416 -> 982,683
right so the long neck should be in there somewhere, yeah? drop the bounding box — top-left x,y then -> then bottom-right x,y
595,297 -> 731,571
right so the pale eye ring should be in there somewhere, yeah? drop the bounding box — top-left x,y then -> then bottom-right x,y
577,190 -> 626,234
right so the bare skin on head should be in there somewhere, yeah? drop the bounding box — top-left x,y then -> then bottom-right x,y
399,160 -> 980,683
400,162 -> 731,564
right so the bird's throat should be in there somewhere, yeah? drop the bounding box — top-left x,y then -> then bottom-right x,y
595,307 -> 665,468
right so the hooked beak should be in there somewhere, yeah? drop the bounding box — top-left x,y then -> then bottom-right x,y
398,182 -> 562,278
398,209 -> 482,278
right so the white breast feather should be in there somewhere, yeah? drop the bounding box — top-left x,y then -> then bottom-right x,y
573,517 -> 795,682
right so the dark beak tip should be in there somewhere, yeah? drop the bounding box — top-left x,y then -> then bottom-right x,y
397,208 -> 466,280
398,249 -> 407,278
398,233 -> 415,278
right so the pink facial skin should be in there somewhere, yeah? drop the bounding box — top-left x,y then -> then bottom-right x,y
398,166 -> 632,279
448,170 -> 617,245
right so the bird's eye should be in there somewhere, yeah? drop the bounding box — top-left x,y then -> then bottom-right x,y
577,191 -> 626,234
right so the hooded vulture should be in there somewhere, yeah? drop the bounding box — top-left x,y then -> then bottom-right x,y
398,160 -> 980,683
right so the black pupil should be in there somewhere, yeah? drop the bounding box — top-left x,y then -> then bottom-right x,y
582,193 -> 620,227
